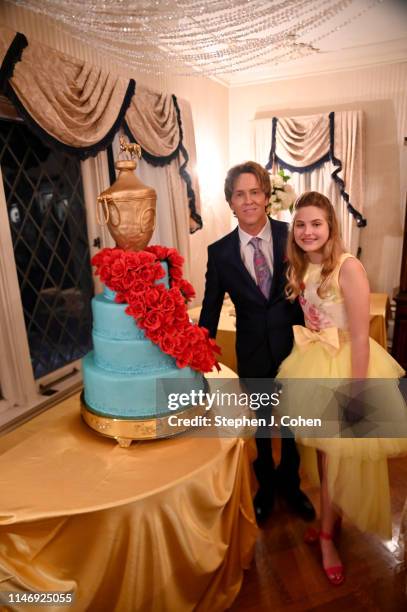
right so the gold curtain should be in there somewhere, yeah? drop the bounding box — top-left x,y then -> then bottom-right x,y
262,110 -> 364,254
0,26 -> 202,231
333,110 -> 364,222
177,97 -> 202,233
274,113 -> 331,168
271,111 -> 364,220
125,87 -> 180,158
125,88 -> 202,233
8,38 -> 134,153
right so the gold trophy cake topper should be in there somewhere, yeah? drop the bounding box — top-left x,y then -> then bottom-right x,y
96,137 -> 156,251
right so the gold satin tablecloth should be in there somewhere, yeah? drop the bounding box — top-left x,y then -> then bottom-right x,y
189,304 -> 238,374
369,292 -> 390,350
0,367 -> 257,612
189,292 -> 390,373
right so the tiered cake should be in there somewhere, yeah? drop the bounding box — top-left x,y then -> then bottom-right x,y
81,262 -> 206,444
80,139 -> 215,446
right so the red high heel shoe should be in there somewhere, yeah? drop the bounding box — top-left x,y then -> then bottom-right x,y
319,530 -> 345,586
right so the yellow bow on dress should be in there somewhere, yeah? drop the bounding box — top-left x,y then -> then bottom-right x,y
293,325 -> 340,356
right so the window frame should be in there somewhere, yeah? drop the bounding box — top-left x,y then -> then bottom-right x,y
0,95 -> 110,431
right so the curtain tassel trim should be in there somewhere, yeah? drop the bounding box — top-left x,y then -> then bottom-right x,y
124,95 -> 202,233
0,32 -> 27,92
173,95 -> 202,232
267,113 -> 367,227
5,76 -> 136,161
329,111 -> 366,228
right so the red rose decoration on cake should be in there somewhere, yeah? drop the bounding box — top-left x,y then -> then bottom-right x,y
144,310 -> 163,331
92,246 -> 220,373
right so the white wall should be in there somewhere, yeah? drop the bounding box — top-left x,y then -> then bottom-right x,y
228,62 -> 407,295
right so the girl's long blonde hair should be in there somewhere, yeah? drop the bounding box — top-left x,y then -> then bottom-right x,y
286,191 -> 345,300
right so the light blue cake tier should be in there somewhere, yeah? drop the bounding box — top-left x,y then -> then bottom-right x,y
91,291 -> 174,372
92,292 -> 144,340
83,351 -> 205,418
82,260 -> 205,419
92,331 -> 175,373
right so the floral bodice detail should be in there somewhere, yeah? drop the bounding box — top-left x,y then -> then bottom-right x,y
299,254 -> 354,331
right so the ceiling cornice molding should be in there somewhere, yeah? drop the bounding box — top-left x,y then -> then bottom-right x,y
227,57 -> 407,89
225,38 -> 407,88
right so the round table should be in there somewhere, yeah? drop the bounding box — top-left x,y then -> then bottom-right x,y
0,366 -> 257,612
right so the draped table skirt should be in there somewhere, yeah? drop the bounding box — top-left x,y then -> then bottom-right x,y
0,366 -> 257,612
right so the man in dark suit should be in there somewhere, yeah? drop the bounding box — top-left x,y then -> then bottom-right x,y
199,161 -> 315,524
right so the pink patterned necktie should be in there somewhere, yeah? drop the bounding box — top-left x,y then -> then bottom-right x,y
249,237 -> 272,298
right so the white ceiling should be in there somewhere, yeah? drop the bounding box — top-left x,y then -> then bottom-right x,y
9,0 -> 407,87
223,0 -> 407,86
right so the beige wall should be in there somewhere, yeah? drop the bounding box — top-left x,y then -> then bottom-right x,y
228,63 -> 407,295
0,4 -> 231,304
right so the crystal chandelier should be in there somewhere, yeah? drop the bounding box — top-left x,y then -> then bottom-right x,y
8,0 -> 383,76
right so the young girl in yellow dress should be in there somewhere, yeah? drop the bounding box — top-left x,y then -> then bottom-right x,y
277,191 -> 407,585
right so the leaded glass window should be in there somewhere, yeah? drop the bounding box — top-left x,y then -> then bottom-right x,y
0,119 -> 93,379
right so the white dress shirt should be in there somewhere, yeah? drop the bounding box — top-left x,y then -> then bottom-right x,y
238,220 -> 273,283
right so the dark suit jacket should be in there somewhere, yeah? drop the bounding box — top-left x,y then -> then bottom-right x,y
199,217 -> 303,378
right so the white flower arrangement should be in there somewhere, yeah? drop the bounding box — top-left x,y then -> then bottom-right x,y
268,169 -> 296,216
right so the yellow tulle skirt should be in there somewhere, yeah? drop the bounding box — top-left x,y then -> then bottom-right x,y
277,331 -> 407,538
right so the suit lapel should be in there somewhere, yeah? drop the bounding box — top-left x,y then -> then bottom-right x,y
269,218 -> 285,300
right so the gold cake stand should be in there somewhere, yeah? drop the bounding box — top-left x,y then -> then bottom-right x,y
80,391 -> 208,447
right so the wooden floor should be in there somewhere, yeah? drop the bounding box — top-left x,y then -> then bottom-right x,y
231,455 -> 407,612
